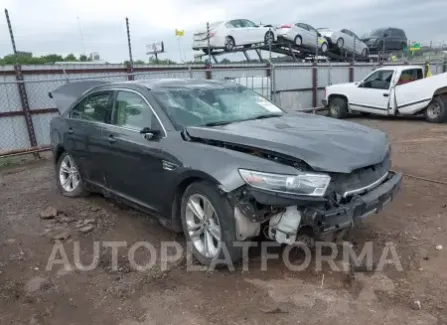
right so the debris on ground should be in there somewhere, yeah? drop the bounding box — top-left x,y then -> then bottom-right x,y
51,231 -> 70,241
79,224 -> 94,234
435,245 -> 443,251
411,300 -> 422,310
40,207 -> 58,219
25,276 -> 49,293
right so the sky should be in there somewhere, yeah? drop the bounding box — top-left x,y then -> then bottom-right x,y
1,0 -> 446,63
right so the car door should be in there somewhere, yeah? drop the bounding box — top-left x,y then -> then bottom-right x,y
341,29 -> 355,53
240,19 -> 262,43
306,24 -> 321,49
296,23 -> 313,47
226,20 -> 244,45
349,69 -> 394,114
66,90 -> 114,186
101,89 -> 167,212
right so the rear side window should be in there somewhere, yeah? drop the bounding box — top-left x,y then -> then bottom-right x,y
113,91 -> 154,130
397,69 -> 423,85
70,91 -> 113,123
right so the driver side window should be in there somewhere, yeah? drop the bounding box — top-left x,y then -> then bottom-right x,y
362,70 -> 394,90
113,91 -> 154,130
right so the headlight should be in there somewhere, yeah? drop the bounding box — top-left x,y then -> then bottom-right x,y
239,169 -> 331,196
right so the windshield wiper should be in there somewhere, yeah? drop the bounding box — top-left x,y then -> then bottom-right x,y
253,113 -> 283,120
202,120 -> 234,127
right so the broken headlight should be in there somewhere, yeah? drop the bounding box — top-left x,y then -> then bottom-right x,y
239,169 -> 331,197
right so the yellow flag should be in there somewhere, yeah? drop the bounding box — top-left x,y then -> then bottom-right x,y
175,29 -> 185,37
426,64 -> 432,77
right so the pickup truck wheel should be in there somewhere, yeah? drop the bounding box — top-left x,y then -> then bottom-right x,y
181,181 -> 242,267
425,97 -> 447,123
328,97 -> 348,119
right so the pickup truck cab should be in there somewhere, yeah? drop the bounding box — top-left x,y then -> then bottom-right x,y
323,65 -> 447,123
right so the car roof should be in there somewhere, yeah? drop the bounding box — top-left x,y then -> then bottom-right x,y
376,65 -> 422,72
101,78 -> 236,90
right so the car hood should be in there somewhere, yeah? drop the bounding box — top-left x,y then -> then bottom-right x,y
186,113 -> 389,173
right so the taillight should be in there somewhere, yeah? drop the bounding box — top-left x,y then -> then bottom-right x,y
280,24 -> 291,28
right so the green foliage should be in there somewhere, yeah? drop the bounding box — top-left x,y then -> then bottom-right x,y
0,52 -> 91,65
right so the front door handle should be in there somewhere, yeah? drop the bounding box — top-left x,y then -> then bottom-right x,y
68,128 -> 74,134
107,135 -> 117,144
383,93 -> 389,97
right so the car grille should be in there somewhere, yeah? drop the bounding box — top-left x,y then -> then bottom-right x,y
328,151 -> 391,199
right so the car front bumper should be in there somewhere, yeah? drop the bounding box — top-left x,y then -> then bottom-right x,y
237,171 -> 402,243
306,171 -> 402,235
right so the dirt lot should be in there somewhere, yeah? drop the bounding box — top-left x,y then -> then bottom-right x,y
1,117 -> 447,325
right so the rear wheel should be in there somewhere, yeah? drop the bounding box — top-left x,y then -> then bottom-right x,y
328,97 -> 348,119
336,38 -> 344,49
56,152 -> 88,197
320,42 -> 328,53
294,35 -> 302,46
425,97 -> 447,123
224,36 -> 235,51
181,181 -> 242,267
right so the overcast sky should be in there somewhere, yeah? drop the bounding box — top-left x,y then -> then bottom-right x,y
1,0 -> 446,63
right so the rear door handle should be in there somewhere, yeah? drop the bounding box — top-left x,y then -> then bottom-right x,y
383,93 -> 389,97
107,135 -> 117,144
68,128 -> 74,134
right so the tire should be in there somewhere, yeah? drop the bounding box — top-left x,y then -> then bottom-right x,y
180,181 -> 242,266
202,48 -> 209,55
294,35 -> 302,46
361,48 -> 368,57
320,42 -> 328,53
424,97 -> 447,123
224,36 -> 235,51
328,96 -> 348,119
336,38 -> 344,49
56,152 -> 88,198
264,31 -> 274,46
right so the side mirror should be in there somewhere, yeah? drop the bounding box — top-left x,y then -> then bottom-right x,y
140,127 -> 162,140
317,32 -> 322,37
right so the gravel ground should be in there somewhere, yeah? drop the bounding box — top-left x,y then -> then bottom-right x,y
1,116 -> 446,325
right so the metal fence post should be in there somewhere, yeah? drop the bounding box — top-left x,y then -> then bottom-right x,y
14,65 -> 38,151
349,61 -> 354,82
443,58 -> 447,73
205,63 -> 212,79
312,62 -> 317,109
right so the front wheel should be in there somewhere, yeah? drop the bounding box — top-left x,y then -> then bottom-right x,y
264,31 -> 274,46
328,97 -> 348,119
294,35 -> 302,46
181,181 -> 242,266
56,152 -> 88,197
320,42 -> 328,53
336,38 -> 344,49
425,97 -> 447,123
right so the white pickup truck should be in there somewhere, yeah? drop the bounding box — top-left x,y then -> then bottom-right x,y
322,65 -> 447,123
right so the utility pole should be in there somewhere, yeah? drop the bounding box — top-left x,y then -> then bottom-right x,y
126,17 -> 134,75
206,22 -> 212,65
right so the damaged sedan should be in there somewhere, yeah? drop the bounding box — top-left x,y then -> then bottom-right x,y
49,79 -> 402,265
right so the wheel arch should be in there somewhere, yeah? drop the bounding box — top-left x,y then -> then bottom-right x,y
169,171 -> 224,233
328,93 -> 349,104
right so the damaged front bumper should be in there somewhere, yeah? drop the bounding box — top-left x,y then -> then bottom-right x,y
234,171 -> 402,244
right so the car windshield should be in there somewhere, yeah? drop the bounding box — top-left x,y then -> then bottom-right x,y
362,28 -> 385,38
152,84 -> 284,129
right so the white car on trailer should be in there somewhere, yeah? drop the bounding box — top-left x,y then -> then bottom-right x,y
276,22 -> 329,53
192,19 -> 276,53
323,65 -> 447,123
317,28 -> 369,57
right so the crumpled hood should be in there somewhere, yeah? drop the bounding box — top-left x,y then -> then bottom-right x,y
186,113 -> 389,173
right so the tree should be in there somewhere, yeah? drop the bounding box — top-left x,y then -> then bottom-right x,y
64,53 -> 77,61
79,54 -> 88,62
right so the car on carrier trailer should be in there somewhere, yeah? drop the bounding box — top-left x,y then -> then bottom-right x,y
49,79 -> 402,266
323,65 -> 447,123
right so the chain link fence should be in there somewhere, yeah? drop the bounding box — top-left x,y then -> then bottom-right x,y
1,60 -> 446,157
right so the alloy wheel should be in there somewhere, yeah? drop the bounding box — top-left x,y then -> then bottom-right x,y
59,155 -> 81,192
185,194 -> 222,258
